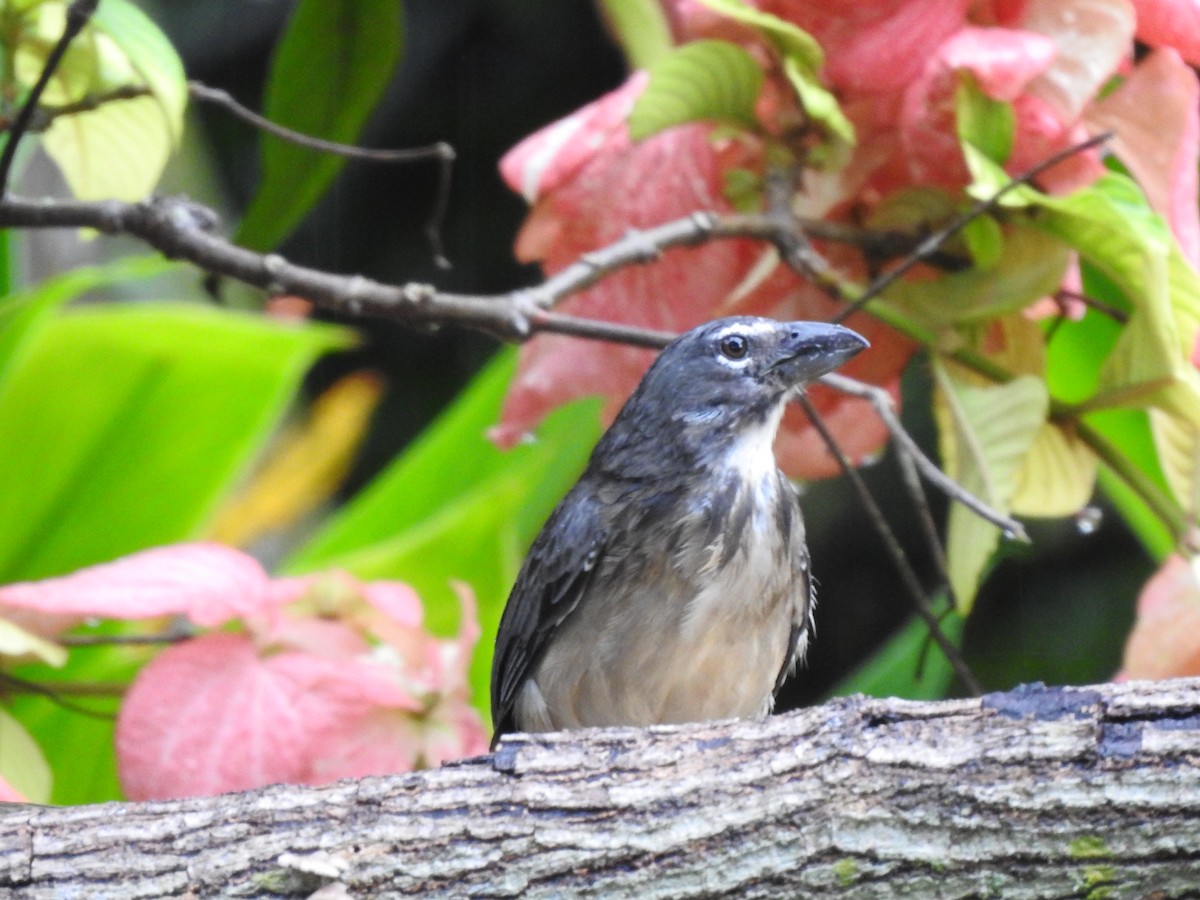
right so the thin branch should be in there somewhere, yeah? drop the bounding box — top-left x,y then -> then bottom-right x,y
7,84 -> 149,132
0,0 -> 99,196
796,394 -> 983,696
1056,288 -> 1130,324
834,131 -> 1114,323
59,627 -> 194,648
186,82 -> 454,167
0,672 -> 118,719
820,372 -> 1028,541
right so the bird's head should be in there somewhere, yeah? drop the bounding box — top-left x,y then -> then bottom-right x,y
595,317 -> 869,475
638,316 -> 867,415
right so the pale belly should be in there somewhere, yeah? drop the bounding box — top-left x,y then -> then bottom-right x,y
516,518 -> 806,732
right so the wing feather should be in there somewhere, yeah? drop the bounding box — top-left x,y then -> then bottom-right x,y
490,484 -> 606,742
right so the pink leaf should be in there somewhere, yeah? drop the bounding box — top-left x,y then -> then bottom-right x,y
1087,48 -> 1200,265
900,27 -> 1073,188
494,77 -> 915,478
0,774 -> 26,803
1022,0 -> 1135,122
0,543 -> 273,637
1132,0 -> 1200,64
116,630 -> 426,800
1119,556 -> 1200,680
758,0 -> 971,95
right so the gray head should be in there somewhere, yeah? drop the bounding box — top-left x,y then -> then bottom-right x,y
591,317 -> 869,478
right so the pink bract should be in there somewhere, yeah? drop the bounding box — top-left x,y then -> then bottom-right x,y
493,76 -> 913,478
0,542 -> 487,800
1119,555 -> 1200,680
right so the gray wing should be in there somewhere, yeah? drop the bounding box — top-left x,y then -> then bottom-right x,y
771,485 -> 814,703
490,483 -> 606,743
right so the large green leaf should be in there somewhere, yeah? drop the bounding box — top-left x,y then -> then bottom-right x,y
830,611 -> 964,701
598,0 -> 673,69
235,0 -> 404,252
629,40 -> 763,141
934,365 -> 1048,610
1089,409 -> 1175,561
883,224 -> 1071,325
39,0 -> 187,200
0,255 -> 175,392
0,303 -> 350,581
285,350 -> 603,724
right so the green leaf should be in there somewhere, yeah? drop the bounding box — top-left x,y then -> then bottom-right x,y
0,707 -> 51,803
629,40 -> 763,141
1043,267 -> 1126,406
934,366 -> 1048,610
40,0 -> 187,200
670,2 -> 851,163
781,55 -> 855,167
1150,407 -> 1200,517
1089,409 -> 1174,561
693,0 -> 823,67
598,0 -> 673,68
1032,173 -> 1189,404
235,0 -> 404,252
955,74 -> 1014,165
284,350 -> 603,724
883,224 -> 1071,325
865,186 -> 957,233
0,255 -> 177,393
1010,423 -> 1098,517
961,213 -> 1004,270
0,303 -> 350,581
830,611 -> 964,701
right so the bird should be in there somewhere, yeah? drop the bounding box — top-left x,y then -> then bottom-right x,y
490,316 -> 869,744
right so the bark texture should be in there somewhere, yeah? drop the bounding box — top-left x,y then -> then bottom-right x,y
2,678 -> 1199,899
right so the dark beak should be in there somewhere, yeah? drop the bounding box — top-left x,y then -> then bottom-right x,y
773,321 -> 869,384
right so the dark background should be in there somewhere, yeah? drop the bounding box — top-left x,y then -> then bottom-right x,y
153,0 -> 1151,706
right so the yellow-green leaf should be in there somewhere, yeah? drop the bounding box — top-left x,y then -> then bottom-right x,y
39,0 -> 186,199
629,40 -> 763,141
934,366 -> 1048,610
955,74 -> 1014,166
598,0 -> 673,69
782,55 -> 855,168
0,707 -> 51,803
884,224 -> 1071,325
693,0 -> 823,67
1010,423 -> 1098,517
1151,405 -> 1200,515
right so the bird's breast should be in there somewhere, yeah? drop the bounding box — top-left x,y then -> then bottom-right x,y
520,467 -> 808,731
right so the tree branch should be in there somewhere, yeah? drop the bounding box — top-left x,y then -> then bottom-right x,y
2,677 -> 1198,897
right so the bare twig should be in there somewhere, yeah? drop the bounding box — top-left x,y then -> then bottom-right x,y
1056,288 -> 1129,324
0,672 -> 118,719
186,82 -> 454,167
7,85 -> 149,132
60,627 -> 195,648
0,0 -> 99,196
834,131 -> 1114,323
820,372 -> 1028,541
796,394 -> 983,696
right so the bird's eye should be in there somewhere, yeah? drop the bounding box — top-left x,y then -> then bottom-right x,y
719,334 -> 749,360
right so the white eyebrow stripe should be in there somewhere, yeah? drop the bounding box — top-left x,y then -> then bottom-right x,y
712,321 -> 776,341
